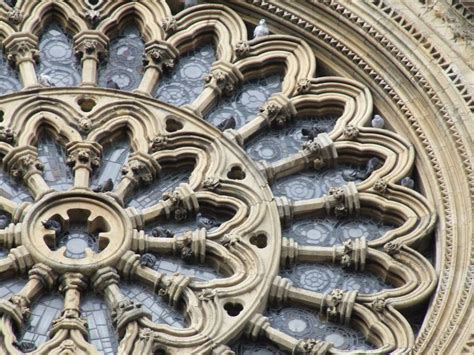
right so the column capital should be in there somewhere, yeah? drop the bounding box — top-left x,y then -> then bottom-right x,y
74,30 -> 108,61
3,33 -> 39,67
204,61 -> 243,96
3,146 -> 43,182
143,40 -> 179,73
66,141 -> 102,172
259,94 -> 296,127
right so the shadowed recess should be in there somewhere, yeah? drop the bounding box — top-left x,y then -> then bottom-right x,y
120,282 -> 187,328
0,48 -> 21,95
0,169 -> 33,203
91,136 -> 130,190
19,293 -> 63,349
283,216 -> 395,246
155,45 -> 216,106
37,133 -> 74,191
98,25 -> 145,91
81,293 -> 118,355
271,164 -> 362,201
267,306 -> 375,351
280,263 -> 393,294
37,23 -> 81,87
246,115 -> 338,163
206,74 -> 282,129
127,164 -> 194,209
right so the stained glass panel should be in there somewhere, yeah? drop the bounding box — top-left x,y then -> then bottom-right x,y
0,48 -> 21,94
37,24 -> 81,87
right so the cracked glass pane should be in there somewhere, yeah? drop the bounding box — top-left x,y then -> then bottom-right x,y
98,25 -> 144,91
280,263 -> 393,294
0,48 -> 21,94
267,306 -> 374,351
20,293 -> 63,349
246,115 -> 338,163
155,45 -> 215,106
0,169 -> 33,203
283,216 -> 395,246
37,133 -> 73,191
206,74 -> 282,129
271,165 -> 362,201
81,293 -> 118,355
127,165 -> 194,209
91,136 -> 130,190
37,23 -> 81,87
121,282 -> 187,328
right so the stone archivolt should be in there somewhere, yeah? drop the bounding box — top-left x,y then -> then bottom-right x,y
0,0 -> 469,354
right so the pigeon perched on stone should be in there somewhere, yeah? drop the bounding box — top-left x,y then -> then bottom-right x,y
93,178 -> 114,193
38,74 -> 55,87
371,114 -> 385,129
184,0 -> 198,7
343,157 -> 382,181
106,78 -> 120,89
140,253 -> 157,268
253,19 -> 269,38
301,125 -> 323,140
196,212 -> 220,230
42,218 -> 62,237
216,116 -> 236,132
0,214 -> 10,229
151,227 -> 174,238
13,340 -> 36,352
400,176 -> 415,189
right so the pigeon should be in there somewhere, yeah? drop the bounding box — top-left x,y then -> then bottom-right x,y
93,178 -> 114,193
343,157 -> 382,181
184,0 -> 198,8
216,116 -> 236,131
106,79 -> 120,89
253,19 -> 269,38
140,253 -> 157,268
13,340 -> 36,352
301,125 -> 323,140
0,214 -> 10,229
371,114 -> 385,129
400,177 -> 415,189
38,74 -> 55,87
196,212 -> 220,230
151,227 -> 174,238
42,218 -> 62,237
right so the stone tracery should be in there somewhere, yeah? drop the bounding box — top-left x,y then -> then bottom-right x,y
0,0 -> 470,354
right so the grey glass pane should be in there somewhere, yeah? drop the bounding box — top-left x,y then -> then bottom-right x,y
145,209 -> 228,235
98,26 -> 144,91
20,293 -> 63,348
37,24 -> 81,87
280,263 -> 392,294
0,278 -> 28,299
206,75 -> 282,129
145,254 -> 225,282
56,221 -> 99,259
37,133 -> 73,191
155,45 -> 215,106
0,169 -> 33,203
120,282 -> 186,328
231,337 -> 285,354
267,306 -> 374,351
283,217 -> 394,246
0,48 -> 21,94
127,165 -> 194,209
91,137 -> 130,190
81,293 -> 118,355
271,165 -> 361,201
246,116 -> 337,163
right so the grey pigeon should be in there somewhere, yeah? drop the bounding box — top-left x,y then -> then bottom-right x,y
140,253 -> 157,268
93,178 -> 114,193
371,114 -> 385,129
196,212 -> 220,230
0,214 -> 10,229
106,79 -> 120,89
400,177 -> 415,189
216,116 -> 236,131
343,157 -> 382,181
254,19 -> 269,38
42,218 -> 62,237
301,125 -> 323,140
151,227 -> 174,238
38,74 -> 55,87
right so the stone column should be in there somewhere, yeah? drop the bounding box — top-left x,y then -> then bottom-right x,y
74,31 -> 108,87
66,141 -> 102,189
3,33 -> 39,89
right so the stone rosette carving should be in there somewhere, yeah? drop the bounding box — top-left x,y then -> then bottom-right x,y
122,160 -> 154,184
161,16 -> 177,34
234,40 -> 250,58
0,127 -> 16,145
149,135 -> 168,152
7,8 -> 23,25
374,178 -> 388,193
202,176 -> 221,191
295,78 -> 311,94
343,124 -> 359,139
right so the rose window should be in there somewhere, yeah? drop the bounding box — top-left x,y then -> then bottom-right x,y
0,1 -> 450,354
